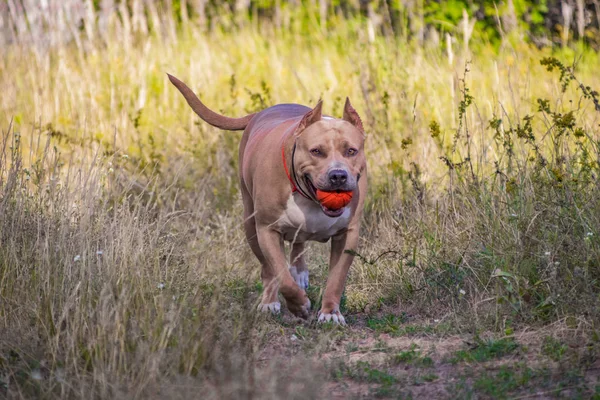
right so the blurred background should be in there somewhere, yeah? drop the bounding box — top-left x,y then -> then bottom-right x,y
2,0 -> 600,49
2,0 -> 599,198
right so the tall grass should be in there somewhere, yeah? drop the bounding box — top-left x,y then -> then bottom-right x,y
0,122 -> 326,397
1,3 -> 600,398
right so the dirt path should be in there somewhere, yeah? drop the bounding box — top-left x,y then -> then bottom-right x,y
258,313 -> 600,399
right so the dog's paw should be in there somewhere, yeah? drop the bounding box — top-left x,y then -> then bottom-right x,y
289,266 -> 309,290
287,297 -> 311,319
257,301 -> 281,314
318,309 -> 346,325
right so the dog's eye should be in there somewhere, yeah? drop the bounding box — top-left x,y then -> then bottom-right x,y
346,148 -> 358,156
310,148 -> 322,156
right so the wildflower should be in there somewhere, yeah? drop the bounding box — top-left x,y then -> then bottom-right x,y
157,283 -> 165,289
459,289 -> 466,295
586,232 -> 593,237
290,334 -> 298,341
30,369 -> 42,381
73,255 -> 81,262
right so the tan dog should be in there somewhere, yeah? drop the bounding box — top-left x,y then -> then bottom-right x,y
168,74 -> 367,324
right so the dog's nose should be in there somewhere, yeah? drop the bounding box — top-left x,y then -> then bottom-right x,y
328,169 -> 348,186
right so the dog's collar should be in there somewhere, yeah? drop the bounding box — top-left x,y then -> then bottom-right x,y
281,141 -> 312,200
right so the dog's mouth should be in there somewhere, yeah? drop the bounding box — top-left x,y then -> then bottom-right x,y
320,204 -> 345,218
304,174 -> 346,218
304,174 -> 318,198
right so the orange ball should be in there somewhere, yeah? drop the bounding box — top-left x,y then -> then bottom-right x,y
316,190 -> 353,210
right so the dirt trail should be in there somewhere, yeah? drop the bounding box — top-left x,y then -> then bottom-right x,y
259,314 -> 600,399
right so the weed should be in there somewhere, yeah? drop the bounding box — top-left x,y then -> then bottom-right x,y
449,336 -> 519,364
345,342 -> 359,354
367,313 -> 409,335
394,345 -> 420,363
542,336 -> 568,362
332,360 -> 397,393
473,366 -> 536,399
421,373 -> 438,382
356,362 -> 397,386
372,339 -> 391,353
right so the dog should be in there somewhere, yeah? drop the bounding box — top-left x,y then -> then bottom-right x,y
168,74 -> 367,324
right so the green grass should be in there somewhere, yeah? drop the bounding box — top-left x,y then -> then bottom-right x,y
366,314 -> 453,337
445,364 -> 596,399
332,360 -> 396,384
470,364 -> 595,399
449,337 -> 520,364
356,362 -> 397,386
367,314 -> 409,334
542,335 -> 569,362
473,366 -> 538,398
392,344 -> 434,367
336,361 -> 401,398
394,345 -> 420,363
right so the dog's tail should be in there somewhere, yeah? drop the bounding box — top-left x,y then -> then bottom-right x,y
167,73 -> 256,131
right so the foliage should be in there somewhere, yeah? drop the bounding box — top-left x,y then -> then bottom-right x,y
3,1 -> 600,50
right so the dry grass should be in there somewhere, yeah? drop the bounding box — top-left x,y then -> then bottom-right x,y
1,4 -> 600,399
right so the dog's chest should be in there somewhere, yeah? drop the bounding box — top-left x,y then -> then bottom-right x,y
277,195 -> 351,242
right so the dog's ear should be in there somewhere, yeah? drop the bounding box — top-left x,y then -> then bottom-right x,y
296,100 -> 323,133
342,97 -> 364,132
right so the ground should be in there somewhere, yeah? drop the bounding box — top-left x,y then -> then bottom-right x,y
253,310 -> 600,399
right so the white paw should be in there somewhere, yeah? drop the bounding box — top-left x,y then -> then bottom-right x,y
258,301 -> 281,314
289,266 -> 309,290
318,310 -> 346,325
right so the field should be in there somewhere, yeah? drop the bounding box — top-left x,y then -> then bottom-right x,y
2,1 -> 600,398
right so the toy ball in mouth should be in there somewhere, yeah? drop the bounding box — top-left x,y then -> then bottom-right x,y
315,189 -> 353,210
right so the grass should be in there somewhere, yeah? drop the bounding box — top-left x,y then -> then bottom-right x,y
365,313 -> 453,337
392,344 -> 434,367
367,313 -> 409,333
542,335 -> 569,362
449,336 -> 520,364
1,3 -> 600,399
472,365 -> 540,399
332,360 -> 401,398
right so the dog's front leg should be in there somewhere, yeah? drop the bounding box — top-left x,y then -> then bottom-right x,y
319,228 -> 359,325
256,225 -> 311,318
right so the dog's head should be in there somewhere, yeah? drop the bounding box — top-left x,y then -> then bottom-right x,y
293,99 -> 366,217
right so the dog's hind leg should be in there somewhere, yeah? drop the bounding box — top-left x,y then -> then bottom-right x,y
289,242 -> 309,290
241,190 -> 281,314
256,224 -> 310,319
